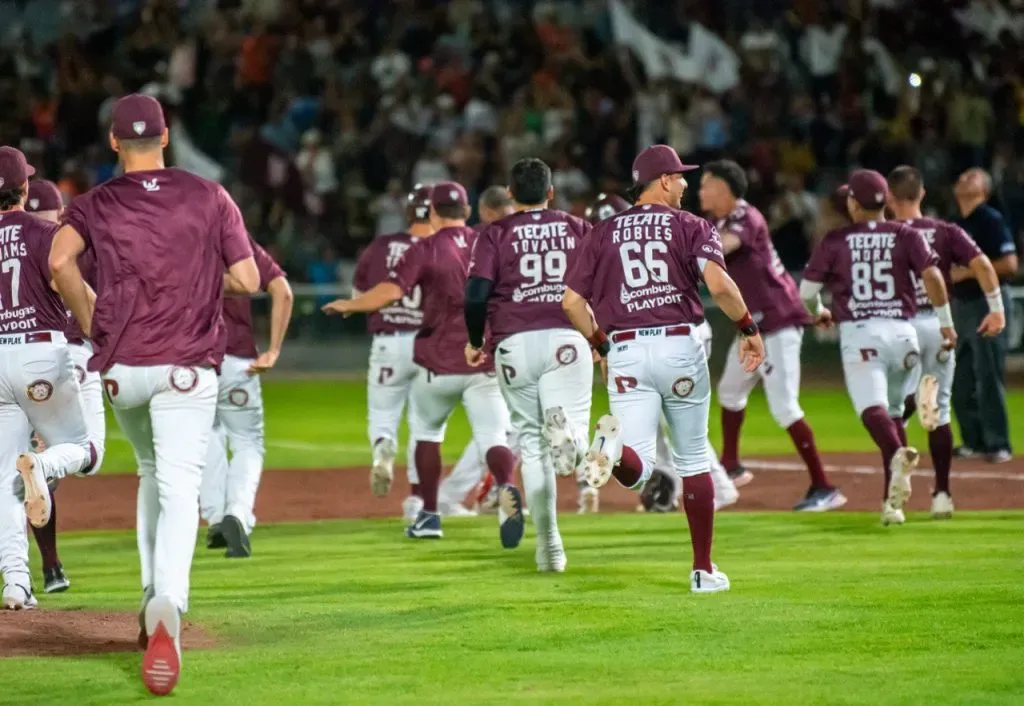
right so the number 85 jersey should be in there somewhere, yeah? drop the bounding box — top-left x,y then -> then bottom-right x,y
563,204 -> 724,330
469,208 -> 591,344
803,220 -> 937,323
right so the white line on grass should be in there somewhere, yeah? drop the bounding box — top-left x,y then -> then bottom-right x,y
745,459 -> 1024,482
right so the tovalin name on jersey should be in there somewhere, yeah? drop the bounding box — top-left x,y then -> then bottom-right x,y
510,222 -> 576,254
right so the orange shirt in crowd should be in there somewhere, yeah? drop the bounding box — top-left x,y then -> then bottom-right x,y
239,33 -> 274,85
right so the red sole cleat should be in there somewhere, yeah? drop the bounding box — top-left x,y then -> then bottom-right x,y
141,619 -> 180,696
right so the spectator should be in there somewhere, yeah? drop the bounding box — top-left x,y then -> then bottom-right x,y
769,172 -> 818,270
295,129 -> 338,219
370,178 -> 408,236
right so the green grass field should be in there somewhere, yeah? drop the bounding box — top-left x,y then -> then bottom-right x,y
4,380 -> 1023,704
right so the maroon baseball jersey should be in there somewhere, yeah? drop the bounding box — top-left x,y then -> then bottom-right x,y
469,208 -> 591,344
353,233 -> 424,335
388,225 -> 489,374
803,220 -> 937,323
62,246 -> 97,344
900,217 -> 982,312
224,238 -> 285,359
62,168 -> 254,372
0,211 -> 69,336
717,200 -> 810,333
564,204 -> 725,331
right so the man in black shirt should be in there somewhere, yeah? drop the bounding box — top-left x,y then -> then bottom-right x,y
952,168 -> 1019,463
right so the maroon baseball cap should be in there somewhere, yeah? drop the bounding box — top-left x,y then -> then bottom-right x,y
26,180 -> 63,212
585,192 -> 631,223
847,169 -> 888,210
631,145 -> 698,184
407,183 -> 433,222
430,181 -> 468,208
111,93 -> 167,139
0,146 -> 35,190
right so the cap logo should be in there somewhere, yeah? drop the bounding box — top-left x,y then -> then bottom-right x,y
632,169 -> 639,181
28,198 -> 38,209
133,121 -> 146,135
875,191 -> 883,202
0,178 -> 5,188
450,189 -> 458,200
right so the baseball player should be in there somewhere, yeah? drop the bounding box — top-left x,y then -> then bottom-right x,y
698,160 -> 845,511
324,181 -> 522,546
562,145 -> 766,594
200,236 -> 293,558
586,193 -> 739,515
464,158 -> 592,572
799,169 -> 955,526
49,94 -> 259,695
886,166 -> 1005,519
0,148 -> 97,611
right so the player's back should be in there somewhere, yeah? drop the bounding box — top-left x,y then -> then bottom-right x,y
0,210 -> 68,338
354,232 -> 424,334
63,167 -> 252,371
718,200 -> 808,332
804,220 -> 933,323
471,208 -> 590,343
900,216 -> 981,312
568,204 -> 720,331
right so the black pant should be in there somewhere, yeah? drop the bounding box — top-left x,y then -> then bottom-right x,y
950,293 -> 1012,452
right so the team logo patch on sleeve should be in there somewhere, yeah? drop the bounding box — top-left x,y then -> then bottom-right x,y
26,380 -> 54,402
671,377 -> 695,398
903,351 -> 921,371
169,366 -> 199,393
228,388 -> 249,407
556,345 -> 578,366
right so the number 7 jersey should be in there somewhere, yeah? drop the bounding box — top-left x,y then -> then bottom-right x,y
469,208 -> 591,344
803,220 -> 937,323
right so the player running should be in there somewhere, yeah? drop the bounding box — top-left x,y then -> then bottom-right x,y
464,158 -> 591,572
799,169 -> 954,526
49,94 -> 259,695
324,182 -> 522,546
200,236 -> 293,558
886,166 -> 1004,519
563,145 -> 766,593
698,160 -> 844,511
0,148 -> 97,611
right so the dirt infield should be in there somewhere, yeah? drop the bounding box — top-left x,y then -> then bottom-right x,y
49,452 -> 1024,532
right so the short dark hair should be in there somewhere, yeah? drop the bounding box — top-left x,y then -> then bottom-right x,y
627,181 -> 650,203
434,202 -> 468,220
0,185 -> 26,211
703,160 -> 747,199
479,185 -> 513,211
887,166 -> 924,202
509,158 -> 552,205
117,136 -> 163,153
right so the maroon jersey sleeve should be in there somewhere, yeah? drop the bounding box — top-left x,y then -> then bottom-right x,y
564,228 -> 596,300
468,224 -> 500,281
803,237 -> 834,282
902,225 -> 938,276
252,240 -> 285,290
217,187 -> 254,268
947,224 -> 983,266
688,216 -> 727,270
61,197 -> 93,249
388,240 -> 426,293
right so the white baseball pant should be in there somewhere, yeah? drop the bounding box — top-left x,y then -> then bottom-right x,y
199,355 -> 265,535
909,312 -> 954,426
409,369 -> 510,452
717,326 -> 805,428
104,363 -> 218,614
68,342 -> 106,473
607,325 -> 711,487
495,328 -> 592,550
0,333 -> 93,593
838,320 -> 920,417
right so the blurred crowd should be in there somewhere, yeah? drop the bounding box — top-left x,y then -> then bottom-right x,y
3,0 -> 1024,284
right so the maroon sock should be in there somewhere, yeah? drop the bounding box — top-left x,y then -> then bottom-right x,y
786,418 -> 831,489
929,424 -> 953,495
31,488 -> 59,570
719,407 -> 745,469
902,395 -> 917,424
682,473 -> 715,572
891,417 -> 908,447
611,445 -> 644,487
413,442 -> 442,512
485,446 -> 517,486
861,406 -> 902,499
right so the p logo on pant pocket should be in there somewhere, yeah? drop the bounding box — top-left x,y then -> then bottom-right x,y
103,379 -> 119,401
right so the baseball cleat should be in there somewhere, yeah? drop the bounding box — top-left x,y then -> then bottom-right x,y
221,515 -> 251,558
542,406 -> 579,477
2,584 -> 37,610
690,566 -> 730,594
580,415 -> 622,488
577,486 -> 599,514
713,482 -> 739,511
792,486 -> 848,512
141,595 -> 182,696
439,502 -> 477,518
931,491 -> 954,519
43,564 -> 70,593
881,501 -> 905,526
405,510 -> 443,539
17,453 -> 51,528
497,485 -> 525,549
370,438 -> 397,497
987,449 -> 1012,464
887,447 -> 919,512
206,523 -> 226,550
536,538 -> 567,573
916,374 -> 940,431
725,465 -> 754,487
402,495 -> 425,523
953,446 -> 976,459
